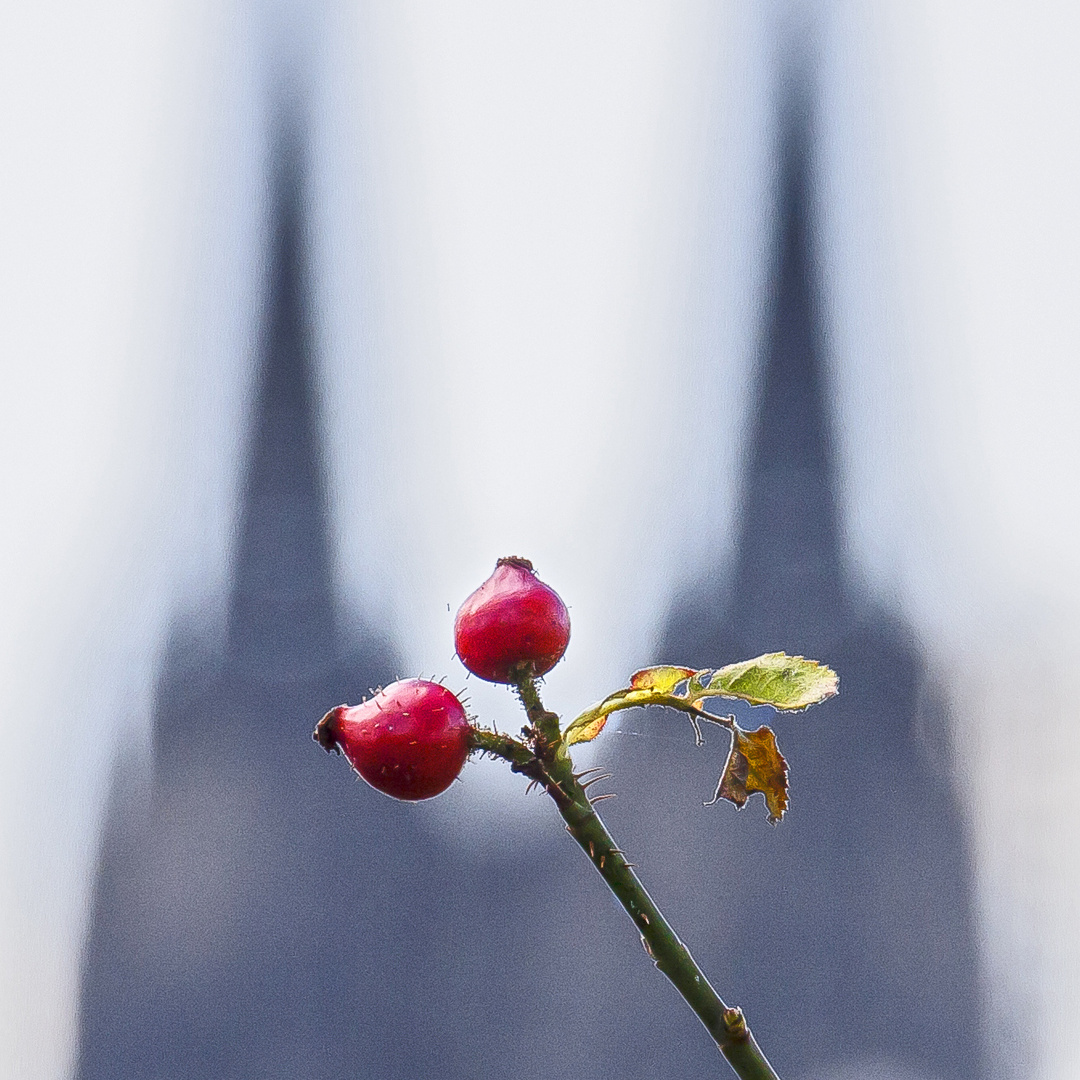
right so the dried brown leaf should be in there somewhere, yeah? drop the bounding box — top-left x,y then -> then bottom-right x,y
710,724 -> 789,823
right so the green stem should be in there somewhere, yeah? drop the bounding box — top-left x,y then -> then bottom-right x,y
514,671 -> 562,748
469,727 -> 535,770
548,758 -> 779,1079
494,676 -> 783,1080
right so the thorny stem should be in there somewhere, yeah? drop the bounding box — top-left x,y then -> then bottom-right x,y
471,674 -> 782,1080
513,671 -> 562,749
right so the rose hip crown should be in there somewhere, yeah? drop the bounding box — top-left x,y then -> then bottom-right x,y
454,556 -> 571,683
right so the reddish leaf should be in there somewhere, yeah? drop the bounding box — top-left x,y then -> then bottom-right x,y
629,666 -> 695,694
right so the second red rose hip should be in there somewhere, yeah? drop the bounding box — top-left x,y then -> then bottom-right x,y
454,556 -> 570,683
314,679 -> 470,800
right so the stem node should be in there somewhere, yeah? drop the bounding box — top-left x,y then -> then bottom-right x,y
723,1007 -> 750,1043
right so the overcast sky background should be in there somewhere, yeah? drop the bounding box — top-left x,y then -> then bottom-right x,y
2,2 -> 1080,1078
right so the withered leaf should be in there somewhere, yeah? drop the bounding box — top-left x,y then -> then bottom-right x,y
710,724 -> 789,823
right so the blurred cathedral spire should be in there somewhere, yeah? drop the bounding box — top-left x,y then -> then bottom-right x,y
224,128 -> 337,679
651,82 -> 987,1080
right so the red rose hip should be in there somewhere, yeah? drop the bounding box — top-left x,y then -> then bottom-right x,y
314,679 -> 470,800
454,556 -> 570,683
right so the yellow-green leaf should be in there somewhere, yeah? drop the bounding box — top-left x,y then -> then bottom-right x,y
565,704 -> 611,746
629,666 -> 695,694
564,686 -> 676,745
702,652 -> 838,710
564,689 -> 631,746
710,724 -> 789,822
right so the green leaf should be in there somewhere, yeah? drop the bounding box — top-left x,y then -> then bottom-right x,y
701,652 -> 838,710
630,666 -> 695,694
709,724 -> 789,822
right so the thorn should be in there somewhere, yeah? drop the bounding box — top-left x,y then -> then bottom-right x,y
588,842 -> 595,859
574,766 -> 606,782
590,793 -> 617,804
580,772 -> 613,792
599,855 -> 606,870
